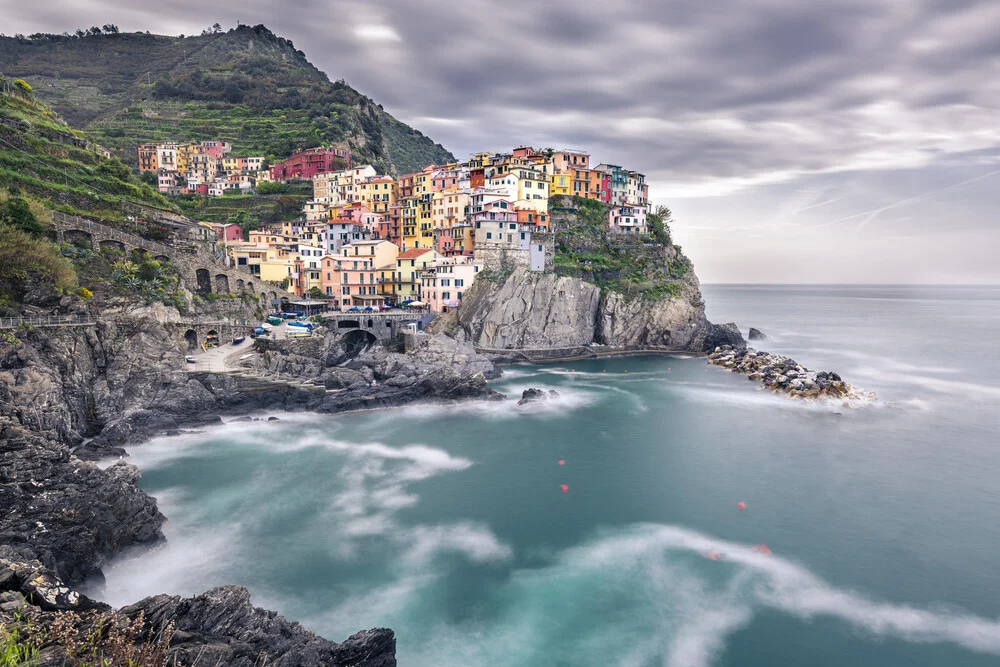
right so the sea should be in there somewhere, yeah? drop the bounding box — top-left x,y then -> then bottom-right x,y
89,285 -> 1000,666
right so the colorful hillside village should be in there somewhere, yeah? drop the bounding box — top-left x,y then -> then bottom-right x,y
148,144 -> 650,313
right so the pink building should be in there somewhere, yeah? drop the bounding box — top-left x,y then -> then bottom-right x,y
551,150 -> 590,173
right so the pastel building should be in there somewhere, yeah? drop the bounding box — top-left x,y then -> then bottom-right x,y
419,256 -> 483,312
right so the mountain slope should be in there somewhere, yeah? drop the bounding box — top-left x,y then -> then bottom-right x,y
0,25 -> 455,174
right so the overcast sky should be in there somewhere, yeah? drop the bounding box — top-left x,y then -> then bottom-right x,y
4,0 -> 999,283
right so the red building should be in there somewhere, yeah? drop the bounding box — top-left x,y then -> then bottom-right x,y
270,145 -> 351,181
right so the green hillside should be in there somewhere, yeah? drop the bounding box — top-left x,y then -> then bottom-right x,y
0,25 -> 455,175
0,84 -> 176,223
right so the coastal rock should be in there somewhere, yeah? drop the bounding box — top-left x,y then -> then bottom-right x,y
0,424 -> 164,583
440,265 -> 719,354
748,327 -> 767,340
120,585 -> 396,667
706,345 -> 876,402
517,387 -> 549,406
703,322 -> 747,352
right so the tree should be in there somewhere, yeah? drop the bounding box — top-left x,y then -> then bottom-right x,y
12,79 -> 32,94
139,171 -> 158,186
308,286 -> 325,299
75,29 -> 85,38
647,205 -> 673,246
212,23 -> 223,34
255,181 -> 287,195
0,197 -> 45,237
101,24 -> 119,34
88,27 -> 102,36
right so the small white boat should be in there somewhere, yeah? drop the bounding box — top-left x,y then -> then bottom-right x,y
260,322 -> 273,332
185,355 -> 197,364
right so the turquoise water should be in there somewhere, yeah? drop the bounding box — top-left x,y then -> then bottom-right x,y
94,286 -> 1000,666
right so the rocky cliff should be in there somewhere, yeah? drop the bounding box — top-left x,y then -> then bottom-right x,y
444,265 -> 714,351
441,197 -> 743,356
0,303 -> 500,664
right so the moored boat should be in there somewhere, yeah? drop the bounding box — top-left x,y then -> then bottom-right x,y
232,336 -> 246,345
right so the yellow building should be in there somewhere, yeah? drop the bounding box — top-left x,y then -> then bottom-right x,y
416,196 -> 434,248
392,247 -> 443,300
400,197 -> 419,250
259,257 -> 295,285
550,172 -> 572,196
432,191 -> 471,229
358,176 -> 397,214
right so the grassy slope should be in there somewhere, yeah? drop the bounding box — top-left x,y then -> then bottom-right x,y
0,90 -> 176,222
549,196 -> 692,300
0,26 -> 455,174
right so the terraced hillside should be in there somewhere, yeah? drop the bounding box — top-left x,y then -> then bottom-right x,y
0,25 -> 455,174
0,85 -> 176,223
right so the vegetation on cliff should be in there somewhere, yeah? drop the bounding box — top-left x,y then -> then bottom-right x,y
0,88 -> 174,222
0,25 -> 455,174
549,196 -> 693,301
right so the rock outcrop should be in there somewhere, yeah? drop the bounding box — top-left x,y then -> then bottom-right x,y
442,266 -> 733,354
517,387 -> 560,406
748,327 -> 767,341
708,345 -> 876,402
0,552 -> 395,666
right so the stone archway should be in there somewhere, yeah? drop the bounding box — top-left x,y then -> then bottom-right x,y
341,329 -> 378,356
195,269 -> 213,296
247,281 -> 255,293
215,273 -> 230,294
236,279 -> 245,292
64,229 -> 93,250
99,239 -> 126,254
154,254 -> 170,263
183,329 -> 198,351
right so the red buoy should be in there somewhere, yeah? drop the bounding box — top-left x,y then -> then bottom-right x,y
752,544 -> 772,555
560,484 -> 569,493
558,460 -> 565,466
737,501 -> 746,510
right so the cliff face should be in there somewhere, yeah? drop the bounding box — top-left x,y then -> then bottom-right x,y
445,264 -> 714,352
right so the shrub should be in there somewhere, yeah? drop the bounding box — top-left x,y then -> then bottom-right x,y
0,224 -> 77,290
13,79 -> 32,94
77,286 -> 93,299
0,197 -> 45,237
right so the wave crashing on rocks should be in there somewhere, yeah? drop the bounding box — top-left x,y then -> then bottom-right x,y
708,345 -> 877,404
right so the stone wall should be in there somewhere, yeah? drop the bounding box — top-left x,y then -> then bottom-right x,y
51,212 -> 296,307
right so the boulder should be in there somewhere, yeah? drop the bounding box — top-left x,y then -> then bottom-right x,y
703,322 -> 746,352
517,388 -> 549,406
748,327 -> 767,340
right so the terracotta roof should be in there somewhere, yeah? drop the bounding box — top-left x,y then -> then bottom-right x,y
397,248 -> 434,259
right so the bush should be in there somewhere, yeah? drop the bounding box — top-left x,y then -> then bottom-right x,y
77,286 -> 93,299
13,79 -> 32,94
0,197 -> 45,237
0,224 -> 77,289
254,180 -> 287,195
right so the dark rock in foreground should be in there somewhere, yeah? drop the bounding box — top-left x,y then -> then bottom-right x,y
517,387 -> 560,406
123,586 -> 395,667
708,345 -> 875,402
0,552 -> 395,666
